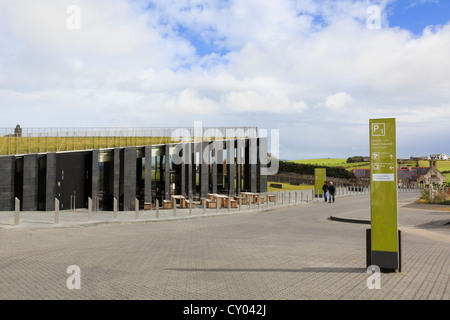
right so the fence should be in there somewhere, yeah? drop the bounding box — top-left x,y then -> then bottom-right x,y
5,186 -> 421,227
0,126 -> 259,156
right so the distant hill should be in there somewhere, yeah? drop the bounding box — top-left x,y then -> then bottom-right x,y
289,158 -> 347,166
287,158 -> 450,183
288,158 -> 370,170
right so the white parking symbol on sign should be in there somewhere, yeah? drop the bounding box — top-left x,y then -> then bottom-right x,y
372,123 -> 385,136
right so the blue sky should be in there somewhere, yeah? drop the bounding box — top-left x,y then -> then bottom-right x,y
172,0 -> 450,57
0,0 -> 449,161
387,0 -> 450,35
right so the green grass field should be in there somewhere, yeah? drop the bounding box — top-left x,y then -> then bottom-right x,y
288,158 -> 370,170
444,173 -> 450,183
417,160 -> 450,171
0,134 -> 247,156
289,158 -> 347,166
0,136 -> 177,156
267,182 -> 313,192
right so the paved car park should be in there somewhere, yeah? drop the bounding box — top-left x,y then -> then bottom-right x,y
0,191 -> 448,301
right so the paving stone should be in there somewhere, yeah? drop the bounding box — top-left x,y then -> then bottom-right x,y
0,191 -> 448,300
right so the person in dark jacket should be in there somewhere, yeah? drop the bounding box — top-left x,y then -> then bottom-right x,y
155,187 -> 162,206
322,182 -> 328,202
328,181 -> 336,203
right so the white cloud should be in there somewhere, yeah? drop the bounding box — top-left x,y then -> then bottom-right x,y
0,0 -> 449,159
324,92 -> 355,110
223,90 -> 308,114
166,88 -> 218,114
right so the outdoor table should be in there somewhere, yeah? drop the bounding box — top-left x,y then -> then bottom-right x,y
208,194 -> 228,207
171,195 -> 186,208
224,196 -> 238,208
241,192 -> 259,204
215,194 -> 228,207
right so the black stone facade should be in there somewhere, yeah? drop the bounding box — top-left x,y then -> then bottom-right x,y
0,138 -> 269,211
0,156 -> 15,211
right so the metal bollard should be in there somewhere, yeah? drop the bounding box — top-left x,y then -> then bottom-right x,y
135,198 -> 139,220
14,197 -> 20,226
189,198 -> 192,216
113,197 -> 117,220
88,197 -> 92,222
203,198 -> 206,215
173,201 -> 176,217
54,198 -> 60,224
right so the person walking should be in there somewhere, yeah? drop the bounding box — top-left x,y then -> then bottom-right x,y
328,182 -> 336,203
322,182 -> 328,202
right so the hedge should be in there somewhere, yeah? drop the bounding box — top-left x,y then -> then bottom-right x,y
278,161 -> 356,179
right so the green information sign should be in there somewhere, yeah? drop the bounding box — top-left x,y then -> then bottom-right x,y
314,168 -> 326,196
369,118 -> 399,270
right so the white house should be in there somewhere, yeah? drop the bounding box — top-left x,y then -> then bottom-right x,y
430,153 -> 448,160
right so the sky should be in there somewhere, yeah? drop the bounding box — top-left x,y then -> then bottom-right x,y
0,0 -> 449,161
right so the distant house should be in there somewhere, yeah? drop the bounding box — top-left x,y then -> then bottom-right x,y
353,161 -> 446,187
398,161 -> 446,188
430,153 -> 448,160
3,124 -> 22,137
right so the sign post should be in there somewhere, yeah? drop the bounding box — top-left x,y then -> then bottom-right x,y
368,118 -> 401,272
314,168 -> 326,198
